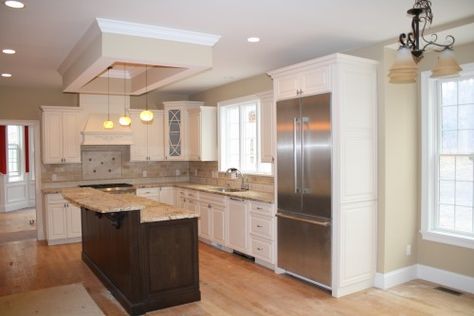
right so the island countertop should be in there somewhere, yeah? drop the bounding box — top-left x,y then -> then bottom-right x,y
61,187 -> 198,223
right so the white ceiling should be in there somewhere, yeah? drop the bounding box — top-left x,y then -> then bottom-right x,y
1,0 -> 473,95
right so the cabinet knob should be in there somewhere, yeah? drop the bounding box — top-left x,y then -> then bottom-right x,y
256,207 -> 263,210
257,225 -> 263,228
257,247 -> 263,251
208,204 -> 211,208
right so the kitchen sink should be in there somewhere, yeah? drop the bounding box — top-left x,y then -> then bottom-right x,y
214,187 -> 248,193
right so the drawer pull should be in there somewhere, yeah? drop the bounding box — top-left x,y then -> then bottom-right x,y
256,225 -> 263,228
257,247 -> 263,251
256,207 -> 263,210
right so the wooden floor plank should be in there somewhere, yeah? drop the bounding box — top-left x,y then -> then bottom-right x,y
0,239 -> 472,315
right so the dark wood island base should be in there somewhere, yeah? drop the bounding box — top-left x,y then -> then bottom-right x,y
81,208 -> 201,315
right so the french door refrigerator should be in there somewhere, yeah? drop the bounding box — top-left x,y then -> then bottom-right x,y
276,93 -> 332,288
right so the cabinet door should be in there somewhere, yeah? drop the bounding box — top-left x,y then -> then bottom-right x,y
187,110 -> 201,161
212,207 -> 226,244
274,73 -> 301,100
259,92 -> 274,163
130,111 -> 149,161
165,108 -> 185,160
42,111 -> 63,164
159,187 -> 176,206
61,111 -> 81,163
66,204 -> 82,238
300,66 -> 331,96
148,111 -> 165,161
47,202 -> 67,241
227,199 -> 248,253
198,202 -> 211,239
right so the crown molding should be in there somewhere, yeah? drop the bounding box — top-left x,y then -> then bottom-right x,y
96,18 -> 221,47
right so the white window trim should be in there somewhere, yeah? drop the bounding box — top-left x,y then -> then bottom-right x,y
217,94 -> 272,176
421,62 -> 474,249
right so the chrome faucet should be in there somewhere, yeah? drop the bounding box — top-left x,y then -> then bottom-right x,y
225,168 -> 249,190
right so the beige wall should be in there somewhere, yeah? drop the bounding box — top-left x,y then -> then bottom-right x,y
0,86 -> 78,121
191,73 -> 272,105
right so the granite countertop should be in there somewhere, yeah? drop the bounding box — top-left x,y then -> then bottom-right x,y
61,187 -> 198,223
44,181 -> 274,204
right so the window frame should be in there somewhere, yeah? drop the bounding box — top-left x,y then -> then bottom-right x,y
7,125 -> 24,183
421,63 -> 474,249
217,95 -> 272,176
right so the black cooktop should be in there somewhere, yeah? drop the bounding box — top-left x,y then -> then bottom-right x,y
79,183 -> 134,189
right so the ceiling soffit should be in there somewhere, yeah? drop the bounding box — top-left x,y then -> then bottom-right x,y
58,18 -> 221,95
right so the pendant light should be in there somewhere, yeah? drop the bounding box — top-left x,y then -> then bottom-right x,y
139,65 -> 154,122
103,66 -> 114,129
119,64 -> 132,126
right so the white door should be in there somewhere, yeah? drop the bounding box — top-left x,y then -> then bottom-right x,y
42,111 -> 63,164
61,111 -> 81,163
165,108 -> 186,161
66,204 -> 82,238
159,187 -> 176,206
187,110 -> 200,161
130,111 -> 149,161
148,111 -> 165,161
47,202 -> 67,241
198,202 -> 211,239
227,198 -> 248,252
212,206 -> 226,244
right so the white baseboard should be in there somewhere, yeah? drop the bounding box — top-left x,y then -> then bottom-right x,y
374,264 -> 474,294
417,264 -> 474,294
374,265 -> 417,290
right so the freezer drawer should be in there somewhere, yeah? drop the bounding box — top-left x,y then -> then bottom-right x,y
277,212 -> 331,288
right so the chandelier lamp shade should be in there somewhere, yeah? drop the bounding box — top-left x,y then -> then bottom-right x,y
389,0 -> 462,84
140,65 -> 154,122
103,66 -> 114,129
119,64 -> 132,126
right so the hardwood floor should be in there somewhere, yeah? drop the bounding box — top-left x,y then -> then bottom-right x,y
0,208 -> 36,244
0,239 -> 473,315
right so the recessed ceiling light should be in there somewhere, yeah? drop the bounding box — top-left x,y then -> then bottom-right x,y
4,1 -> 24,8
247,37 -> 260,43
2,49 -> 16,54
1,73 -> 13,78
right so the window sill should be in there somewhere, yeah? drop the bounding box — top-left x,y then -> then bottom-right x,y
421,230 -> 474,249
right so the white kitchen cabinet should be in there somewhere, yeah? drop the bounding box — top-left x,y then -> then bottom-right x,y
163,102 -> 190,161
130,110 -> 164,161
176,189 -> 187,208
159,187 -> 176,205
258,91 -> 274,163
41,106 -> 81,164
227,197 -> 248,253
136,187 -> 161,202
269,53 -> 378,297
211,205 -> 226,244
273,64 -> 331,100
198,201 -> 212,240
198,192 -> 227,245
45,193 -> 81,245
249,201 -> 276,264
187,106 -> 217,161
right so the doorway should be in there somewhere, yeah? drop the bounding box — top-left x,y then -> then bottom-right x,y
0,121 -> 41,244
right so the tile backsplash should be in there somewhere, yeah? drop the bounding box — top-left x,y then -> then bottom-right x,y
41,145 -> 189,183
189,161 -> 274,193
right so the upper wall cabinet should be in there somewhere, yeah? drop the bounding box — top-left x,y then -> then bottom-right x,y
41,106 -> 81,164
163,101 -> 217,161
258,91 -> 274,163
129,110 -> 164,161
273,64 -> 331,101
187,106 -> 217,161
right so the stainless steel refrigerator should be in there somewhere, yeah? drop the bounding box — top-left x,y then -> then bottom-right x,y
276,93 -> 332,288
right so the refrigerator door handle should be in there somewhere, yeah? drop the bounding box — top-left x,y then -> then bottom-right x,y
293,117 -> 300,193
276,212 -> 331,227
301,116 -> 310,194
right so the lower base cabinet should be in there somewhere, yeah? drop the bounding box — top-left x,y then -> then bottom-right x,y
227,198 -> 248,253
45,193 -> 81,245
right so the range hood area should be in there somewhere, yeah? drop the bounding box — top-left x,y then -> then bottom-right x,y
81,113 -> 133,145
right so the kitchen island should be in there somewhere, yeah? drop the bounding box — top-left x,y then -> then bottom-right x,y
61,188 -> 200,315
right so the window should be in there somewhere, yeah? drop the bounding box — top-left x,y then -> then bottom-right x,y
421,63 -> 474,249
7,125 -> 24,182
219,96 -> 272,175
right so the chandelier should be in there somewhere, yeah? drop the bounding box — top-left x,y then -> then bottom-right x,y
388,0 -> 462,84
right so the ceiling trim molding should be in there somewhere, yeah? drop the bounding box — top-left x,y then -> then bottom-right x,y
96,18 -> 221,47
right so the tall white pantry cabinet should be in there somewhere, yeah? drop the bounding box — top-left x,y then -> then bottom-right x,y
269,53 -> 378,297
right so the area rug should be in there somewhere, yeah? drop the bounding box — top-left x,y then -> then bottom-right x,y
0,283 -> 104,316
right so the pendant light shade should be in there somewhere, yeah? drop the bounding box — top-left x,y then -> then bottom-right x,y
388,46 -> 418,84
431,48 -> 462,78
140,65 -> 154,122
104,66 -> 114,129
119,64 -> 132,126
